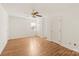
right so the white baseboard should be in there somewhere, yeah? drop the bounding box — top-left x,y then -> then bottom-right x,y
60,43 -> 79,53
0,39 -> 8,54
49,39 -> 79,53
9,35 -> 47,40
9,36 -> 30,40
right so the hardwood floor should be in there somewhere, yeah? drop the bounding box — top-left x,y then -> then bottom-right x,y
1,36 -> 79,56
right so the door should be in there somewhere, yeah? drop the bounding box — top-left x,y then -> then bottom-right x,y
26,17 -> 45,37
51,16 -> 62,43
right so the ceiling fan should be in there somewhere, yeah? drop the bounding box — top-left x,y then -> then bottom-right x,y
31,10 -> 42,18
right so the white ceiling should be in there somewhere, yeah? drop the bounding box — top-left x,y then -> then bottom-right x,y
2,3 -> 79,18
2,3 -> 33,16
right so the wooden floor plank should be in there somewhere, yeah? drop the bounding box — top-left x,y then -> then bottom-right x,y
1,36 -> 79,56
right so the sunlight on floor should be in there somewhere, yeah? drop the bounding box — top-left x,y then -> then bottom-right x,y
29,37 -> 40,55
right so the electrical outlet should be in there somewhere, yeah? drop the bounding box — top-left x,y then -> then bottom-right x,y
74,43 -> 76,46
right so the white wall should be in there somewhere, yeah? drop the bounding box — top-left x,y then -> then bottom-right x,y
0,4 -> 8,54
61,11 -> 79,52
9,16 -> 32,39
50,4 -> 79,52
9,15 -> 47,39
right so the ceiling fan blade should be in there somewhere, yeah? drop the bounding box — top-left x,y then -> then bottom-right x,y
36,15 -> 42,17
